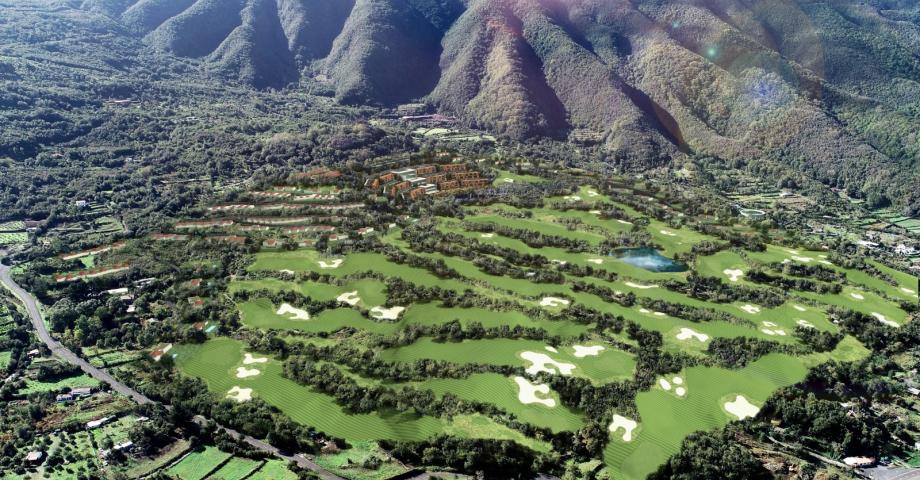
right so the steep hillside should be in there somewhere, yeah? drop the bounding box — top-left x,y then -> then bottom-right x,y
72,0 -> 920,212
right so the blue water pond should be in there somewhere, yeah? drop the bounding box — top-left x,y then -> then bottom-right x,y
615,247 -> 688,272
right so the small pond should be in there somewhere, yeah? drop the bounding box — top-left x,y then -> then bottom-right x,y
614,247 -> 688,273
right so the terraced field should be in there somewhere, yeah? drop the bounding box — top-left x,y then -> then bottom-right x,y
172,181 -> 912,479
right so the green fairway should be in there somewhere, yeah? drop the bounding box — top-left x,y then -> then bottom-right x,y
381,338 -> 636,384
604,338 -> 869,480
174,338 -> 444,441
422,373 -> 585,432
231,278 -> 388,308
239,299 -> 400,334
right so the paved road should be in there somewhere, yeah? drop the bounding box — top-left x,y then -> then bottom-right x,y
0,261 -> 343,480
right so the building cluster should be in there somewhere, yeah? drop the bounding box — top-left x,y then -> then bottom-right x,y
366,163 -> 489,200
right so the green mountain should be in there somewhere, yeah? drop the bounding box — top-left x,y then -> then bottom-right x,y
12,0 -> 920,212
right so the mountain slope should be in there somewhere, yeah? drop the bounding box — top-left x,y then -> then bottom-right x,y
77,0 -> 920,212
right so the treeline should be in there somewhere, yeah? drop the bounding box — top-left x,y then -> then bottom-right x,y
662,274 -> 785,307
383,436 -> 555,479
465,221 -> 591,252
744,269 -> 841,294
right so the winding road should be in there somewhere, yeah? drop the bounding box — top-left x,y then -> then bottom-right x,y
0,260 -> 343,480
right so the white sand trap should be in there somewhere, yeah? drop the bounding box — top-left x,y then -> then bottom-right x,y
573,345 -> 605,358
318,259 -> 343,269
660,230 -> 677,236
791,255 -> 813,263
761,328 -> 786,336
640,308 -> 651,314
725,395 -> 760,420
653,311 -> 666,317
781,259 -> 791,264
793,305 -> 807,312
658,378 -> 672,391
871,312 -> 899,328
513,376 -> 555,407
675,387 -> 686,397
608,415 -> 638,442
676,328 -> 709,342
723,269 -> 744,282
589,210 -> 602,215
520,351 -> 576,376
625,282 -> 657,289
796,319 -> 815,328
672,376 -> 683,385
336,291 -> 361,306
901,287 -> 916,295
762,321 -> 778,327
564,195 -> 580,202
277,303 -> 310,320
587,258 -> 604,265
587,190 -> 599,197
502,178 -> 515,183
226,386 -> 253,402
243,353 -> 268,365
279,269 -> 295,275
545,346 -> 558,353
370,306 -> 405,320
850,292 -> 865,300
739,304 -> 761,314
236,367 -> 260,378
480,233 -> 495,238
786,249 -> 799,255
617,219 -> 633,225
819,260 -> 833,266
551,259 -> 568,265
540,297 -> 571,308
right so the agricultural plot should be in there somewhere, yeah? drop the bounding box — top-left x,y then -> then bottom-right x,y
166,446 -> 232,480
0,231 -> 28,245
247,459 -> 298,480
205,456 -> 263,480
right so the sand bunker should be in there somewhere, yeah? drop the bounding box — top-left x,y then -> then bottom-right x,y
791,255 -> 813,263
796,319 -> 815,328
540,297 -> 571,308
587,258 -> 604,264
901,287 -> 916,295
520,351 -> 576,376
761,328 -> 787,336
723,269 -> 744,282
625,282 -> 657,289
608,415 -> 638,442
653,311 -> 666,317
589,210 -> 602,215
640,308 -> 651,314
672,376 -> 683,385
243,353 -> 268,365
617,219 -> 633,225
675,387 -> 687,397
819,260 -> 833,266
871,312 -> 899,328
480,233 -> 495,238
551,259 -> 568,266
370,306 -> 405,320
317,259 -> 343,269
226,386 -> 253,402
762,321 -> 778,327
573,345 -> 605,358
277,303 -> 310,321
587,190 -> 599,197
850,292 -> 865,300
502,178 -> 514,183
739,304 -> 761,314
513,376 -> 555,407
660,230 -> 677,236
336,291 -> 361,306
564,195 -> 580,202
545,346 -> 558,353
793,305 -> 807,312
725,395 -> 760,420
659,378 -> 672,391
279,269 -> 295,275
235,367 -> 260,378
676,328 -> 709,342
